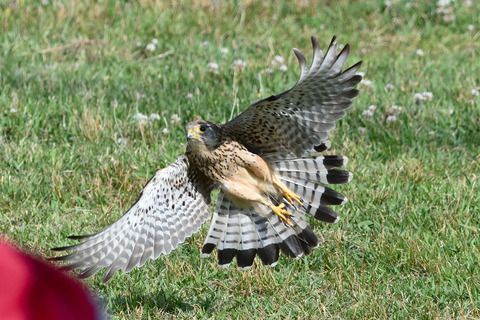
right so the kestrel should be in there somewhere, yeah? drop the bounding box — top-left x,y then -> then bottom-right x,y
52,36 -> 362,282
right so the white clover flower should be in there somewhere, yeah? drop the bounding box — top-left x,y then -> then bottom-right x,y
10,108 -> 18,113
414,93 -> 424,104
368,105 -> 377,112
41,0 -> 49,5
264,67 -> 273,74
471,89 -> 480,96
162,128 -> 169,135
133,113 -> 148,121
117,137 -> 127,144
385,83 -> 394,90
220,48 -> 229,54
136,41 -> 142,47
467,25 -> 474,31
443,14 -> 455,23
111,99 -> 118,108
233,59 -> 246,71
415,49 -> 424,56
207,62 -> 219,74
386,115 -> 397,123
389,105 -> 402,114
436,6 -> 451,14
151,38 -> 158,45
274,55 -> 285,64
132,113 -> 146,120
436,0 -> 451,6
150,113 -> 161,121
464,0 -> 472,7
170,114 -> 181,126
146,43 -> 156,52
186,93 -> 194,99
358,126 -> 367,133
422,91 -> 433,101
202,41 -> 209,46
362,110 -> 373,117
279,65 -> 288,72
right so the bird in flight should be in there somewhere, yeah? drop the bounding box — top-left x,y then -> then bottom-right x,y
52,36 -> 362,283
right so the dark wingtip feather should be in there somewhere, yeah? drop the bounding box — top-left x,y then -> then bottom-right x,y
299,240 -> 312,255
67,234 -> 90,240
50,246 -> 67,252
328,35 -> 337,47
322,155 -> 349,168
78,266 -> 95,279
314,142 -> 329,152
311,36 -> 321,52
320,187 -> 347,205
350,74 -> 362,84
314,206 -> 339,223
50,243 -> 79,252
327,170 -> 353,184
298,226 -> 319,248
345,60 -> 363,74
344,89 -> 360,99
236,249 -> 257,269
201,243 -> 216,256
293,48 -> 307,70
278,235 -> 303,258
218,248 -> 237,267
258,244 -> 279,267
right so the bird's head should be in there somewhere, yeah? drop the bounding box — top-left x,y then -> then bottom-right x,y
185,120 -> 223,151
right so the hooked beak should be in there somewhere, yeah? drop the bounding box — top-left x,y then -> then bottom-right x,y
187,129 -> 200,140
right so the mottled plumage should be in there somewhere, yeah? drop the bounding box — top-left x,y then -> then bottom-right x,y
52,36 -> 362,282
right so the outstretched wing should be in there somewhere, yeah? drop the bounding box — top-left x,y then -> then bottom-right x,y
51,155 -> 214,283
224,36 -> 362,158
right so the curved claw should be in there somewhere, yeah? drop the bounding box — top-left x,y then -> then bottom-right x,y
263,202 -> 294,226
272,177 -> 303,207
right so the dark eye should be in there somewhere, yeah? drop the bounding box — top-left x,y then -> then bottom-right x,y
199,125 -> 207,132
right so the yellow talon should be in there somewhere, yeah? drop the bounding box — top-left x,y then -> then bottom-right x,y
283,190 -> 303,206
263,202 -> 294,226
273,177 -> 303,206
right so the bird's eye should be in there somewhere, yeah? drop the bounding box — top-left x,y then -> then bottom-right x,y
199,125 -> 207,132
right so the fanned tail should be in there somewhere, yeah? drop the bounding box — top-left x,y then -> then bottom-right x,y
201,193 -> 319,268
272,155 -> 351,223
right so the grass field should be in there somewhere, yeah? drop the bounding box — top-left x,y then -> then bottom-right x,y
1,0 -> 479,319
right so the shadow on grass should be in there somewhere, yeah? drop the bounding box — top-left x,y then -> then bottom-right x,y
107,285 -> 216,316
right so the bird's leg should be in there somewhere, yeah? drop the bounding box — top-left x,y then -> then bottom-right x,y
261,201 -> 294,226
272,176 -> 303,206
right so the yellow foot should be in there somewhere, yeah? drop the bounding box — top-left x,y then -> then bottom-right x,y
263,202 -> 294,226
273,178 -> 303,206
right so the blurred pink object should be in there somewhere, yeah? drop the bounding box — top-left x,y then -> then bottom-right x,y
0,242 -> 102,320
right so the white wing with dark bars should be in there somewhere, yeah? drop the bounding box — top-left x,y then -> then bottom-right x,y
52,155 -> 214,282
